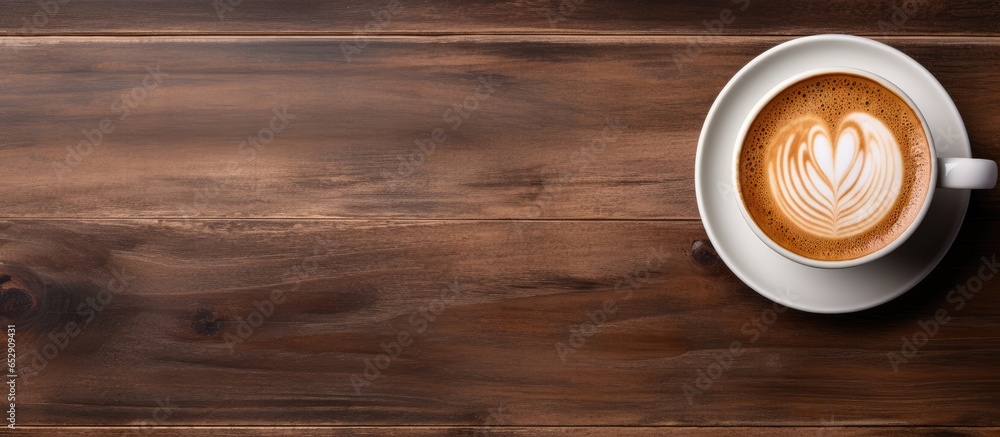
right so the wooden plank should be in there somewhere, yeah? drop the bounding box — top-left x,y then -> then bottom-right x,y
3,219 -> 1000,426
1,0 -> 999,36
1,36 -> 1000,220
14,427 -> 1000,436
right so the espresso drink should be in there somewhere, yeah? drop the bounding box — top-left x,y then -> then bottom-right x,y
738,73 -> 932,261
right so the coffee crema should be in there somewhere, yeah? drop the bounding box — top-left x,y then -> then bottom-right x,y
738,73 -> 932,261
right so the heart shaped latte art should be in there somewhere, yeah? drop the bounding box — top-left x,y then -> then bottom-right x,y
767,112 -> 904,238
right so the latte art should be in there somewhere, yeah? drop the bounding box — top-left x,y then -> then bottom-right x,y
769,113 -> 903,238
738,73 -> 932,261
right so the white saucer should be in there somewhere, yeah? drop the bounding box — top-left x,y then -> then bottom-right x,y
695,35 -> 972,314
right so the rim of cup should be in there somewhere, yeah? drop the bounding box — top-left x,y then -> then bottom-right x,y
731,66 -> 938,269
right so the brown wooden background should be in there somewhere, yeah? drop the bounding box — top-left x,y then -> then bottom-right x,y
2,1 -> 1000,435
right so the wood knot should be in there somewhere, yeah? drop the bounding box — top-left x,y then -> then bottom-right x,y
690,239 -> 721,269
0,269 -> 39,320
0,288 -> 35,320
192,309 -> 223,336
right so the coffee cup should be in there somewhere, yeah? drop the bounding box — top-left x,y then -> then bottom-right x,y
733,67 -> 997,269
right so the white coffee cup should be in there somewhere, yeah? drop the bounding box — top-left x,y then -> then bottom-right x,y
733,67 -> 997,269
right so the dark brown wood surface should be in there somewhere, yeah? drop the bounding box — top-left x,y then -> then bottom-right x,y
2,37 -> 1000,220
2,1 -> 1000,435
4,218 -> 1000,429
13,427 -> 1000,436
1,0 -> 999,36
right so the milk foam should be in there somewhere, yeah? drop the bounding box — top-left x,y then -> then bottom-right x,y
737,73 -> 932,261
768,112 -> 903,238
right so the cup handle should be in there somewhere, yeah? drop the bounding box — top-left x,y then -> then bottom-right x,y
938,158 -> 998,189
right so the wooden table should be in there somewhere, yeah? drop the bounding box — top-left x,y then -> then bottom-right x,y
2,1 -> 999,435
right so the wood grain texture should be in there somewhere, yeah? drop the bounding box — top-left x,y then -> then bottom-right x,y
5,1 -> 1000,433
1,0 -> 999,36
15,427 -> 1000,436
2,36 -> 1000,220
3,219 -> 1000,426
